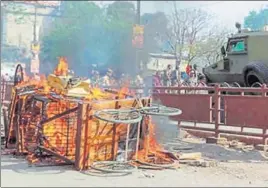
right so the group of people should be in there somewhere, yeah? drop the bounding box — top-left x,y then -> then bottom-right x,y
1,64 -> 208,96
153,64 -> 207,88
1,73 -> 13,82
90,68 -> 145,89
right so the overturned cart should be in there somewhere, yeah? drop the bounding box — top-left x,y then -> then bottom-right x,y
5,65 -> 182,173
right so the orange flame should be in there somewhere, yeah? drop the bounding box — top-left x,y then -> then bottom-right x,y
54,57 -> 68,76
10,57 -> 173,167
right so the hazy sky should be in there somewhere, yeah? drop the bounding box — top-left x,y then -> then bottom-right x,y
94,1 -> 267,29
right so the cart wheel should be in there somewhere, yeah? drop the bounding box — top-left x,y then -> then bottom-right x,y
141,104 -> 182,116
90,161 -> 137,174
94,109 -> 142,124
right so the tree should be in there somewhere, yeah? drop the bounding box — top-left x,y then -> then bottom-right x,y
1,1 -> 35,24
167,2 -> 229,67
194,26 -> 230,66
244,8 -> 268,30
40,1 -> 137,76
40,1 -> 104,75
141,11 -> 170,63
167,3 -> 211,64
105,1 -> 136,74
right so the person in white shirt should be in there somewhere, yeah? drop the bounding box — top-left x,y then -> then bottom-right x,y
196,74 -> 208,94
101,69 -> 113,87
135,75 -> 145,97
3,73 -> 10,81
34,73 -> 40,81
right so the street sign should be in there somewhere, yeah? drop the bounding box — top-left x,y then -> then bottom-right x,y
133,24 -> 144,35
132,24 -> 144,49
30,57 -> 39,73
31,42 -> 40,54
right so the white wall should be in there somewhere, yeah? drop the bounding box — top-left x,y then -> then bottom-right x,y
5,4 -> 54,50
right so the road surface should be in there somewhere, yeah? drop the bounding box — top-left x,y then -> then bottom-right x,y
1,155 -> 268,187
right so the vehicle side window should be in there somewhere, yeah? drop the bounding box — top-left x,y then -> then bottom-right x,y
228,40 -> 246,53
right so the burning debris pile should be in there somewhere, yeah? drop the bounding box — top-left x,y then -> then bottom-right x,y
4,58 -> 182,173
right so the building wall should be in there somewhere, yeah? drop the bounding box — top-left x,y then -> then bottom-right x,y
1,9 -> 7,45
4,3 -> 54,50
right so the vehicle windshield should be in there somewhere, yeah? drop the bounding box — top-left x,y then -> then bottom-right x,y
229,40 -> 245,52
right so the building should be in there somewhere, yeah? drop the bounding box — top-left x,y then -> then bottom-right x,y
1,1 -> 60,50
146,53 -> 188,72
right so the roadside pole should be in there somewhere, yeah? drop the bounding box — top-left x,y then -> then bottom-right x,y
30,2 -> 40,74
175,40 -> 181,85
135,0 -> 141,75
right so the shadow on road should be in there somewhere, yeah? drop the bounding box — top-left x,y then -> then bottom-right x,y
1,156 -> 70,175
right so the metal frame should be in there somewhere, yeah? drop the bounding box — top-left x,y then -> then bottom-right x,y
152,85 -> 268,145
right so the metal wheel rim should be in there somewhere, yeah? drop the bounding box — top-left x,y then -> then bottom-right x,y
220,82 -> 230,87
94,109 -> 142,124
232,82 -> 241,87
141,104 -> 182,116
136,159 -> 177,169
90,161 -> 137,173
251,82 -> 262,88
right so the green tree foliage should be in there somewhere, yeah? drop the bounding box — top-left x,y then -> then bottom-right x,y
40,1 -> 170,76
41,1 -> 137,76
1,1 -> 32,24
141,12 -> 169,62
41,1 -> 104,75
244,8 -> 268,30
105,1 -> 136,73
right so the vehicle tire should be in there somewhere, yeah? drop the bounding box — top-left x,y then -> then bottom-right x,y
243,62 -> 268,87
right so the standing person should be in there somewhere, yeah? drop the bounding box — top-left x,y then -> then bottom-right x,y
101,68 -> 114,87
163,64 -> 172,87
153,71 -> 162,93
119,73 -> 125,86
135,75 -> 144,97
186,63 -> 192,76
188,70 -> 198,86
3,73 -> 10,81
196,74 -> 208,94
171,65 -> 181,86
92,71 -> 100,87
193,64 -> 198,77
153,71 -> 162,87
34,73 -> 40,81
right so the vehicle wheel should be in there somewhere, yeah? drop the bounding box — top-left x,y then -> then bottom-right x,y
243,62 -> 268,87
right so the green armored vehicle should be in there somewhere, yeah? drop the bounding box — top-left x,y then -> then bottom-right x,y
203,24 -> 268,87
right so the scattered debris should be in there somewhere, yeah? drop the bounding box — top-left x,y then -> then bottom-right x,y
141,172 -> 155,178
178,152 -> 202,160
188,159 -> 218,167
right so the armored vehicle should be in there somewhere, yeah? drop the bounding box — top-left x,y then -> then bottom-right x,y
203,25 -> 268,87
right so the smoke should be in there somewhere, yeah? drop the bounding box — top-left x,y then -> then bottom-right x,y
152,115 -> 179,144
150,99 -> 180,143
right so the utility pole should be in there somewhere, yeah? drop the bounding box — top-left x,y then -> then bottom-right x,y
135,0 -> 141,74
1,6 -> 4,48
33,3 -> 37,43
136,0 -> 140,24
30,2 -> 40,74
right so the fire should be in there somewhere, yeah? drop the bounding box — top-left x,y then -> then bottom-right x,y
6,57 -> 176,170
54,57 -> 68,76
135,116 -> 173,164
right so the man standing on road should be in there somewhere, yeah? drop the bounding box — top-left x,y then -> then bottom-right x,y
163,64 -> 172,86
171,65 -> 181,86
196,74 -> 208,94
